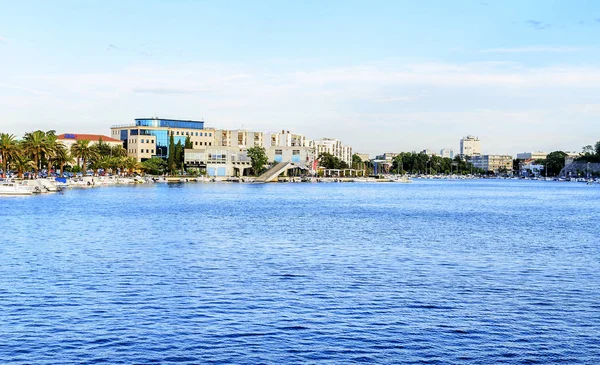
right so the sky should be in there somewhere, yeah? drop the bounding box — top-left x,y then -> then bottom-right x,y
1,0 -> 600,156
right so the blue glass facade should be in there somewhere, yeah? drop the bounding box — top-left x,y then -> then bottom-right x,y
135,118 -> 204,130
116,118 -> 206,160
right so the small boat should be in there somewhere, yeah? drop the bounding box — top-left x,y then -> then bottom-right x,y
0,181 -> 37,195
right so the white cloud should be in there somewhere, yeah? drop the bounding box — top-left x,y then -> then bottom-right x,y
2,60 -> 600,155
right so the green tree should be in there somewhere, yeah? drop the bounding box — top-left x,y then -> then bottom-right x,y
595,141 -> 600,156
174,140 -> 183,171
247,146 -> 268,175
110,145 -> 127,158
318,152 -> 348,170
124,157 -> 139,176
167,134 -> 176,173
546,151 -> 567,176
11,152 -> 35,179
184,136 -> 193,149
49,142 -> 72,177
22,130 -> 49,174
141,157 -> 167,175
0,133 -> 19,177
96,138 -> 112,157
70,140 -> 100,175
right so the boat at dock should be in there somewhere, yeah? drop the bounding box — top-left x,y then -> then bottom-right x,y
0,181 -> 37,196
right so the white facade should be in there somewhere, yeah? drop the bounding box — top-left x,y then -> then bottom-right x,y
264,130 -> 307,148
310,138 -> 353,166
440,148 -> 454,159
460,135 -> 481,157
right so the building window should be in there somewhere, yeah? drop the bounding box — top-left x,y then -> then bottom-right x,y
209,142 -> 212,146
293,150 -> 300,155
209,133 -> 212,137
275,149 -> 282,155
195,141 -> 198,145
151,149 -> 154,153
195,132 -> 198,136
146,149 -> 149,153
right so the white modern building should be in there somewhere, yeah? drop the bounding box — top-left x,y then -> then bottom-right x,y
440,148 -> 454,159
310,138 -> 353,166
460,135 -> 481,157
264,130 -> 307,148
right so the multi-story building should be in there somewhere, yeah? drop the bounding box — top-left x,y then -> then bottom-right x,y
440,148 -> 454,159
264,130 -> 307,148
421,149 -> 435,156
110,118 -> 215,162
57,133 -> 123,149
311,138 -> 352,166
215,130 -> 264,148
460,135 -> 481,157
471,155 -> 512,173
185,129 -> 315,176
516,151 -> 547,160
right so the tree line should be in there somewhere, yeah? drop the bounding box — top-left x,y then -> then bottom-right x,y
0,130 -> 137,178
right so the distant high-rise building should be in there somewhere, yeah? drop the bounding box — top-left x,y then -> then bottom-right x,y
440,148 -> 454,159
460,135 -> 481,157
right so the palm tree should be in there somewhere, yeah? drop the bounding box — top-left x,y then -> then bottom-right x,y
11,153 -> 35,179
0,133 -> 19,177
53,144 -> 72,177
70,140 -> 100,176
96,138 -> 112,157
110,145 -> 127,158
44,133 -> 59,175
124,157 -> 139,176
22,130 -> 49,174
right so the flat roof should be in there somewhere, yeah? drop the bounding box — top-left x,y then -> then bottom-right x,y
135,118 -> 205,123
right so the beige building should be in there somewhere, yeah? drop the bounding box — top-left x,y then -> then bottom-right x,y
460,135 -> 481,157
215,130 -> 264,148
516,151 -> 547,160
472,155 -> 512,173
355,153 -> 370,162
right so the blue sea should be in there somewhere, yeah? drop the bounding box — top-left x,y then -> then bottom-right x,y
1,180 -> 599,364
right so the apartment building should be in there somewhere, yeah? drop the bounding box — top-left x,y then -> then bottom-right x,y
471,155 -> 512,173
310,138 -> 353,166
